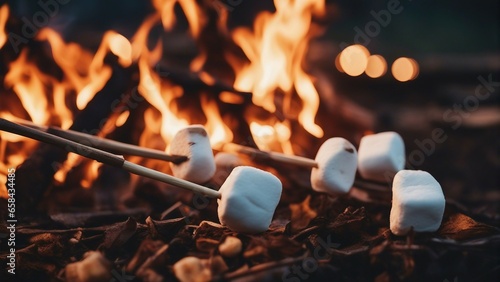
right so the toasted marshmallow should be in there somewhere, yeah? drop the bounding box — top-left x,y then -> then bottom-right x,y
169,125 -> 215,183
311,137 -> 358,194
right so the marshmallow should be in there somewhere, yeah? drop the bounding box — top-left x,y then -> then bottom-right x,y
358,131 -> 405,182
390,170 -> 445,235
311,137 -> 358,194
218,166 -> 282,233
169,125 -> 216,184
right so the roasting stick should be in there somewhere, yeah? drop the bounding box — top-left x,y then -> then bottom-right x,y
0,118 -> 219,198
223,142 -> 395,190
221,144 -> 391,193
223,143 -> 318,168
223,139 -> 358,195
16,119 -> 188,164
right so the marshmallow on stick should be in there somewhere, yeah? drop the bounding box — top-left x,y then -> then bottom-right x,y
390,170 -> 445,235
169,125 -> 216,184
311,138 -> 358,194
0,119 -> 282,234
358,132 -> 405,182
224,137 -> 358,195
218,166 -> 282,233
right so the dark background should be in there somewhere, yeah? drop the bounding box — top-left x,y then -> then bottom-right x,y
7,0 -> 499,54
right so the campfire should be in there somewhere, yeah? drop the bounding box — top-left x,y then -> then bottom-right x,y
0,0 -> 499,281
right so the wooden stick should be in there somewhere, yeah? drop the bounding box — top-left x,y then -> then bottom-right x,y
0,118 -> 221,199
223,143 -> 391,191
17,119 -> 188,164
222,143 -> 318,168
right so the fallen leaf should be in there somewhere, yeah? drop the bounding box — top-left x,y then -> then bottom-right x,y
99,217 -> 137,252
439,213 -> 499,240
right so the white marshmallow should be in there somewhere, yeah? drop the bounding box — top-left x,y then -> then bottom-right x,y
218,166 -> 282,233
169,125 -> 216,184
390,170 -> 445,235
311,138 -> 358,194
358,131 -> 405,183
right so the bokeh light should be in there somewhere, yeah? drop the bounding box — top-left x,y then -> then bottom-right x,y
391,57 -> 419,82
339,44 -> 370,76
365,55 -> 387,78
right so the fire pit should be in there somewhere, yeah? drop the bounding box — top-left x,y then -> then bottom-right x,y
0,0 -> 499,281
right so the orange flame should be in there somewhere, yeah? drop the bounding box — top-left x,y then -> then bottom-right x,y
0,26 -> 134,193
4,50 -> 51,125
153,0 -> 206,38
230,0 -> 325,143
0,4 -> 8,49
1,0 -> 330,197
201,95 -> 233,149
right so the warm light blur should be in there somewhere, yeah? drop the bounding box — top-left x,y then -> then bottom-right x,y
334,52 -> 344,73
201,95 -> 233,149
409,58 -> 419,80
0,4 -> 8,49
77,31 -> 132,110
339,44 -> 370,77
392,57 -> 419,82
115,110 -> 130,127
4,50 -> 51,125
108,32 -> 133,67
365,55 -> 387,78
250,122 -> 276,150
138,57 -> 189,145
274,121 -> 294,154
81,161 -> 103,189
219,91 -> 245,104
199,71 -> 215,86
153,0 -> 205,38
